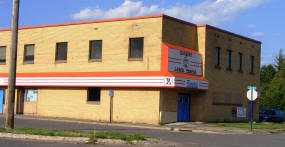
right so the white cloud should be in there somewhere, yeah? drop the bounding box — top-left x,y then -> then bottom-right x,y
252,32 -> 264,37
71,0 -> 270,25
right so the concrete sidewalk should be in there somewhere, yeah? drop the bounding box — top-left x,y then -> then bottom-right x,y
0,114 -> 251,134
165,122 -> 252,134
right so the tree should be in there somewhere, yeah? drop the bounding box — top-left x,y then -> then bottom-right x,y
260,64 -> 276,85
260,66 -> 285,111
274,49 -> 285,71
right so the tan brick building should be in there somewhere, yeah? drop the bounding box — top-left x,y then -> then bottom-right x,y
0,14 -> 261,124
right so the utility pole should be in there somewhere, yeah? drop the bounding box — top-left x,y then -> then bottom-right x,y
5,0 -> 20,129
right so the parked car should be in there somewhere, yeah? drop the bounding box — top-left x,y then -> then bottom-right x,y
259,109 -> 284,123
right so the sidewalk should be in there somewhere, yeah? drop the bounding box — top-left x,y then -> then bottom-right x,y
0,114 -> 252,134
165,122 -> 252,134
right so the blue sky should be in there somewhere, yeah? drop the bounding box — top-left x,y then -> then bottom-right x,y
0,0 -> 284,65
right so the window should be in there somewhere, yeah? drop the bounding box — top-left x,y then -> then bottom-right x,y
55,42 -> 67,62
250,56 -> 254,73
215,47 -> 220,67
129,37 -> 143,59
24,89 -> 38,102
89,40 -> 102,61
24,44 -> 34,63
0,46 -> 6,64
226,50 -> 232,70
87,87 -> 100,102
238,53 -> 242,72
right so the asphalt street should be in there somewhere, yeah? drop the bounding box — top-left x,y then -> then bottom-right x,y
0,116 -> 285,147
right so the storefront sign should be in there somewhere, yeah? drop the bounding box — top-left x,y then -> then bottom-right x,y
168,48 -> 202,76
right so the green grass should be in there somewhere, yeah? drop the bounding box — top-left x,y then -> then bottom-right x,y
204,122 -> 285,131
0,128 -> 146,143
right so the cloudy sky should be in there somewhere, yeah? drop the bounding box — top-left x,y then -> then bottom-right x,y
0,0 -> 284,65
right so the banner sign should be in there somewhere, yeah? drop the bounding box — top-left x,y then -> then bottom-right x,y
168,48 -> 202,76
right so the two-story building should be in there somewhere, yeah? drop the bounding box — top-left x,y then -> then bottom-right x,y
0,14 -> 261,124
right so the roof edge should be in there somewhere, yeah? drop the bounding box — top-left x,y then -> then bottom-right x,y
0,14 -> 261,44
0,14 -> 164,32
197,24 -> 261,44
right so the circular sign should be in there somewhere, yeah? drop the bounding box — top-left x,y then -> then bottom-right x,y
247,89 -> 258,101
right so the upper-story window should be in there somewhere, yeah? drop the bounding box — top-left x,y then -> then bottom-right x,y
129,37 -> 143,60
0,46 -> 6,64
215,47 -> 220,67
24,44 -> 35,64
250,55 -> 254,74
238,52 -> 242,72
226,50 -> 232,70
89,40 -> 102,61
55,42 -> 67,62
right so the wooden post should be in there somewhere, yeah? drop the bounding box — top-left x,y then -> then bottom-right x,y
5,0 -> 20,129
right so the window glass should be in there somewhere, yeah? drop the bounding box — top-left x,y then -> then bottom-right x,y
179,96 -> 183,103
238,53 -> 242,71
24,89 -> 38,102
0,46 -> 6,63
250,56 -> 254,73
87,87 -> 100,102
129,38 -> 143,59
226,50 -> 232,69
56,42 -> 67,61
215,47 -> 220,67
89,40 -> 102,60
24,44 -> 34,63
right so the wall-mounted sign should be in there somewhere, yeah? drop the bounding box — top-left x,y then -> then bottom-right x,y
232,107 -> 246,118
168,48 -> 202,76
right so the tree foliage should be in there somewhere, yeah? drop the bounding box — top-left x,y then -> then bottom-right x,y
260,49 -> 285,112
273,49 -> 285,71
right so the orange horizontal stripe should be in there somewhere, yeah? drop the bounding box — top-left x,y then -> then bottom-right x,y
169,72 -> 207,81
0,71 -> 165,77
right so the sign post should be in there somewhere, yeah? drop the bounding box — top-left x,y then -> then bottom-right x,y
247,85 -> 258,132
109,90 -> 114,123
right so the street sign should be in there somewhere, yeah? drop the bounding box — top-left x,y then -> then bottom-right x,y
247,89 -> 258,101
248,86 -> 256,90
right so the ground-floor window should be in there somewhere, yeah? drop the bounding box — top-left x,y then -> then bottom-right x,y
87,87 -> 100,102
24,89 -> 38,102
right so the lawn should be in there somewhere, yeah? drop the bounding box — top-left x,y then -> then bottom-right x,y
204,122 -> 285,131
0,128 -> 145,142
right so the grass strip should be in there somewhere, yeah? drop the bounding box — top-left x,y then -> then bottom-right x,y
204,122 -> 285,130
0,128 -> 146,142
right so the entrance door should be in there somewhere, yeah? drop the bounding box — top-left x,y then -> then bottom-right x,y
177,94 -> 191,122
0,89 -> 4,113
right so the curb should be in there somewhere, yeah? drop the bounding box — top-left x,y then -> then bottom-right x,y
0,132 -> 167,146
0,132 -> 89,143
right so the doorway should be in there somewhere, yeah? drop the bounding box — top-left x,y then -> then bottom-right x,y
177,93 -> 191,122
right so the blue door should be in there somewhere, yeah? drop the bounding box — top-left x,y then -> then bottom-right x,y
0,90 -> 4,114
177,94 -> 191,122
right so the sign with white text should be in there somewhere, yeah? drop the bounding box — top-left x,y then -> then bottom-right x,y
168,48 -> 202,76
237,107 -> 246,117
